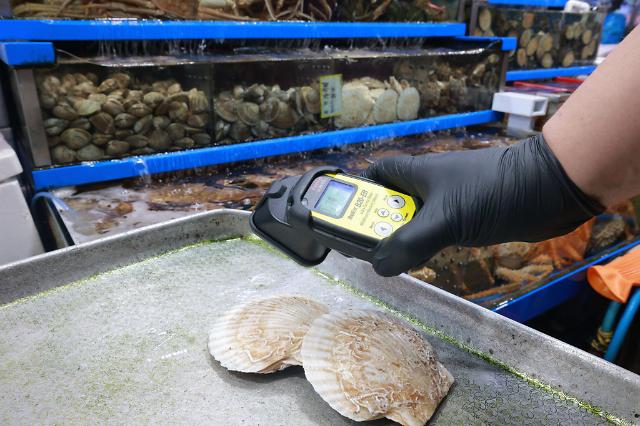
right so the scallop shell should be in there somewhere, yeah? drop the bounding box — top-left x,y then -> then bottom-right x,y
397,87 -> 420,121
301,310 -> 453,426
372,89 -> 399,124
208,296 -> 328,374
334,82 -> 374,129
300,86 -> 320,115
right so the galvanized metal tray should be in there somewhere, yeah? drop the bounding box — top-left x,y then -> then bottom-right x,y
1,210 -> 638,425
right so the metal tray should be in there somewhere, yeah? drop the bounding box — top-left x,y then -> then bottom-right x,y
1,210 -> 638,425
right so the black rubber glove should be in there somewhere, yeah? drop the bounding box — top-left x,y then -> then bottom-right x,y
361,134 -> 604,277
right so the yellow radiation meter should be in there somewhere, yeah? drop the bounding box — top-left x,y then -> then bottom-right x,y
250,166 -> 419,266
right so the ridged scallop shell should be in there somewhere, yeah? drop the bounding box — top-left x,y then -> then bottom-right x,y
372,89 -> 399,124
208,296 -> 328,374
301,310 -> 453,426
397,87 -> 420,121
334,82 -> 374,129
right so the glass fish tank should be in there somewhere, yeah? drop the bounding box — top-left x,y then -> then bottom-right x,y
27,39 -> 506,165
471,2 -> 605,69
47,129 -> 639,311
211,39 -> 506,142
559,11 -> 604,66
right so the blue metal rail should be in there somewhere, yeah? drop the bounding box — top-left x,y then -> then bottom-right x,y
0,20 -> 466,41
0,42 -> 55,66
456,35 -> 517,51
32,110 -> 501,190
506,66 -> 596,81
494,238 -> 640,323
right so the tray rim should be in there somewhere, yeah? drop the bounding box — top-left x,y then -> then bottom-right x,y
1,208 -> 638,423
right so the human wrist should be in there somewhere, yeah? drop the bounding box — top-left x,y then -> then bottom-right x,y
542,125 -> 608,208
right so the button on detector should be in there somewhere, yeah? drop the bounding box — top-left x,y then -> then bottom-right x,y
374,222 -> 393,237
377,208 -> 389,217
391,212 -> 403,222
387,195 -> 405,209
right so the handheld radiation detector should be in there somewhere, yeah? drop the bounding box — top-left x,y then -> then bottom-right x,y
250,166 -> 419,267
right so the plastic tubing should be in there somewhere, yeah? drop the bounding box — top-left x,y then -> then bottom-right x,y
604,288 -> 640,362
30,191 -> 71,212
601,301 -> 622,333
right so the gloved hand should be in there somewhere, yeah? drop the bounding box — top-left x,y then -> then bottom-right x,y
361,134 -> 604,277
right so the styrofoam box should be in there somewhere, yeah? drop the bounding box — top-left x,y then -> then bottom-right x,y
0,179 -> 44,265
0,134 -> 44,265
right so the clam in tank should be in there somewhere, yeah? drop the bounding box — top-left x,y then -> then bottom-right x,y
213,82 -> 327,144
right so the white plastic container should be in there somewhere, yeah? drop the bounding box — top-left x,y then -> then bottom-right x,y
0,133 -> 44,265
492,92 -> 548,137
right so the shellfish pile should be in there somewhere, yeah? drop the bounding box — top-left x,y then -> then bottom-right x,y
209,296 -> 453,425
393,55 -> 501,116
213,77 -> 420,143
213,82 -> 326,144
37,71 -> 212,164
474,7 -> 602,69
335,77 -> 420,129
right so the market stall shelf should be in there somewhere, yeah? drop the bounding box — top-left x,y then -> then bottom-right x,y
0,20 -> 466,41
505,65 -> 595,81
2,31 -> 510,186
32,111 -> 502,189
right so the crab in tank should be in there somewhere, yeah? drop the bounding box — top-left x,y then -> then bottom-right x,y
14,0 -> 338,21
334,0 -> 450,22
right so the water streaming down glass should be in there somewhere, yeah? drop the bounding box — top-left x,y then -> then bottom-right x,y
134,156 -> 152,187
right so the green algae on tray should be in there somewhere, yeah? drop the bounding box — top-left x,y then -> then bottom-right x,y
243,236 -> 629,425
311,269 -> 631,426
0,236 -> 631,425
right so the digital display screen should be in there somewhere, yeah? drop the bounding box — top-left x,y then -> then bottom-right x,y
314,180 -> 355,218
